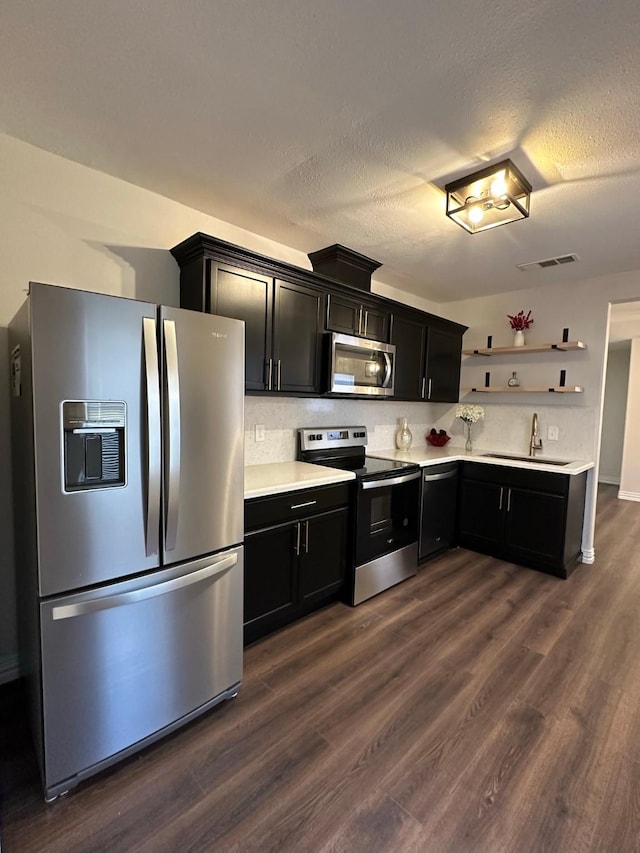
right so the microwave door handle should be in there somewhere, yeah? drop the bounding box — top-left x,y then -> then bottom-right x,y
142,317 -> 161,557
382,352 -> 393,388
361,470 -> 421,490
163,319 -> 181,552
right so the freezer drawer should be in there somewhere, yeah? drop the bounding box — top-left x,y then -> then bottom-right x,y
39,547 -> 243,798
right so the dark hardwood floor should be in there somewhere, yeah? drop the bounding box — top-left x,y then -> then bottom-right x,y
3,484 -> 640,852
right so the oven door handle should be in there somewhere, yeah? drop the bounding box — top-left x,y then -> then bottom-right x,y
360,470 -> 421,490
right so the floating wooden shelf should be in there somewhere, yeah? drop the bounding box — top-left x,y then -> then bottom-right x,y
462,386 -> 584,394
462,341 -> 587,356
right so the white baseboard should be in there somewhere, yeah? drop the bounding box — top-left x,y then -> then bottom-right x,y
598,475 -> 620,486
617,490 -> 640,502
581,548 -> 595,564
0,653 -> 20,685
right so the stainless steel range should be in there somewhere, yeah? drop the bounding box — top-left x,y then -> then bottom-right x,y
298,426 -> 420,604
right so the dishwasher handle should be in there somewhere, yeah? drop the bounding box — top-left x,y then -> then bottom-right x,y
423,470 -> 457,482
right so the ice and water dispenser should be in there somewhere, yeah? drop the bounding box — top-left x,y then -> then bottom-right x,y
62,401 -> 126,491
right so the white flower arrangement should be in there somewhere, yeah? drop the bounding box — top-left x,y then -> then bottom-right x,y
455,404 -> 485,424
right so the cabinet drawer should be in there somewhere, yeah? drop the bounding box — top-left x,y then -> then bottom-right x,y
460,462 -> 570,496
245,483 -> 351,532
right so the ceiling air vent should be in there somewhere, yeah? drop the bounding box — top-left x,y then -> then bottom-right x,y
516,254 -> 580,272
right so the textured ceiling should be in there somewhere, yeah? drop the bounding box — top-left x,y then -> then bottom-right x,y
1,0 -> 640,303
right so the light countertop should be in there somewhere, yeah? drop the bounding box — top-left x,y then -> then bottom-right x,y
367,446 -> 594,476
245,461 -> 355,499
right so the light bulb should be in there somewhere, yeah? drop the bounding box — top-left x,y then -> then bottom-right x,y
468,206 -> 484,225
490,172 -> 508,198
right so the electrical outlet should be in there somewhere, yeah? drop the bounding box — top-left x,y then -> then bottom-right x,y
547,425 -> 559,441
255,424 -> 265,442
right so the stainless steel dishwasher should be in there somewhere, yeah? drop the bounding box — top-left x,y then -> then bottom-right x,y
419,462 -> 458,561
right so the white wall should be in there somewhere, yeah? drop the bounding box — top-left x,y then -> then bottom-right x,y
619,339 -> 640,501
599,343 -> 631,485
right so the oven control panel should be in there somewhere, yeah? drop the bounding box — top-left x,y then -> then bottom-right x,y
298,426 -> 367,452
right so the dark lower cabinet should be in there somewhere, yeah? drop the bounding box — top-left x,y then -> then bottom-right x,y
244,484 -> 351,644
457,463 -> 588,578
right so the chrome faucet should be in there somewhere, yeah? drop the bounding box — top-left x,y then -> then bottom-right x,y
529,412 -> 543,457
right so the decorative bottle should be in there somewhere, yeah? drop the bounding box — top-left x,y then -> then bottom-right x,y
507,371 -> 520,387
395,417 -> 412,451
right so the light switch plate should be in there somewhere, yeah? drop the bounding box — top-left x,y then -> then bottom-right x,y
255,424 -> 265,442
547,425 -> 559,441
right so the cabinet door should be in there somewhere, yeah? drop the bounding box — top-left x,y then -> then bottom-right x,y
362,306 -> 390,342
505,487 -> 566,565
391,315 -> 426,400
244,522 -> 297,643
273,279 -> 324,394
210,263 -> 273,392
326,294 -> 361,336
425,326 -> 463,403
457,479 -> 505,550
298,508 -> 349,606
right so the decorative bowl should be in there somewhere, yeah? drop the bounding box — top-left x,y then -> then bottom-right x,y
426,431 -> 451,447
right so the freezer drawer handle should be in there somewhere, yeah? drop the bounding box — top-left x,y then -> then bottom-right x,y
423,470 -> 457,482
51,552 -> 239,621
361,471 -> 421,490
143,317 -> 162,557
163,319 -> 181,551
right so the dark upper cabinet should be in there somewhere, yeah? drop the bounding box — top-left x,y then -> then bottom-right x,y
424,325 -> 463,403
391,315 -> 463,403
212,264 -> 273,391
171,233 -> 467,398
326,294 -> 390,342
209,264 -> 323,394
273,279 -> 324,394
391,315 -> 427,401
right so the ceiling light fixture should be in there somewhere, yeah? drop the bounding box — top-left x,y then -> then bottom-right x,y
445,159 -> 532,234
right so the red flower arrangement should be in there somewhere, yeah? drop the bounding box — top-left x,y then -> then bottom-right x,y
508,309 -> 533,331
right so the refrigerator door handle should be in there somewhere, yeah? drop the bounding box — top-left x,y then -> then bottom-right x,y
143,317 -> 162,557
51,551 -> 239,621
163,319 -> 181,551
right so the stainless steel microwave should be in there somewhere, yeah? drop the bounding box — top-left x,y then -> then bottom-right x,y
327,332 -> 396,397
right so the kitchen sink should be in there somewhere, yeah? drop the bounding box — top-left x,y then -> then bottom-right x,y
481,453 -> 571,467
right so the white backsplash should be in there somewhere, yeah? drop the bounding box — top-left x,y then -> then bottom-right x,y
244,397 -> 596,465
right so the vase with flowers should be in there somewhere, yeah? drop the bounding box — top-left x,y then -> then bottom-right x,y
455,404 -> 485,452
508,309 -> 533,346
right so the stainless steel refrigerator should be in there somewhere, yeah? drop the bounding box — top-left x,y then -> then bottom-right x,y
9,282 -> 245,801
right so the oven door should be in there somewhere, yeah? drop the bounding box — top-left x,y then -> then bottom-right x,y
329,333 -> 395,396
355,470 -> 420,566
